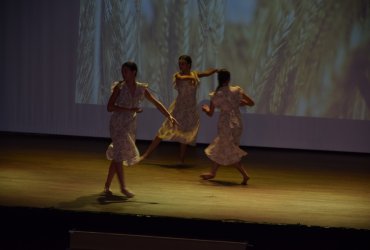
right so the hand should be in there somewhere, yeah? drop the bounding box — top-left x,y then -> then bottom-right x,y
168,115 -> 180,127
240,99 -> 254,107
202,104 -> 213,117
202,104 -> 210,113
131,107 -> 143,113
239,100 -> 247,106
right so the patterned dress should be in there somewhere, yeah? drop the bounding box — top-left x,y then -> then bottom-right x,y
106,81 -> 147,166
157,71 -> 200,145
205,86 -> 247,165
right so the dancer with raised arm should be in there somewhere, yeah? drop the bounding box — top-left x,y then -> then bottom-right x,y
141,55 -> 218,163
201,69 -> 254,185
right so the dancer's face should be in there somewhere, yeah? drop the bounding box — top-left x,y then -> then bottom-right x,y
122,66 -> 136,82
178,59 -> 190,73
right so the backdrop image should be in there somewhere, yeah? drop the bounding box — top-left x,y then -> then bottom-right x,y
76,0 -> 370,120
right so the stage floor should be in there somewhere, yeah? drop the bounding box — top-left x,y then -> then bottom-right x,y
1,132 -> 370,232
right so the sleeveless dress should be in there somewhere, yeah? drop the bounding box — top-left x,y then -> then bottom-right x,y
205,86 -> 247,165
106,81 -> 147,166
157,72 -> 200,145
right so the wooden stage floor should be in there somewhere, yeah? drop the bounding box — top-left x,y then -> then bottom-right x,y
1,132 -> 370,249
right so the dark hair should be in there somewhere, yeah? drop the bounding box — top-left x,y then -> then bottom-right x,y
178,55 -> 192,67
121,61 -> 138,76
216,69 -> 230,91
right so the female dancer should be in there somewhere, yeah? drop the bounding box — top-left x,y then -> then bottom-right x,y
104,61 -> 178,197
141,55 -> 218,163
201,69 -> 254,185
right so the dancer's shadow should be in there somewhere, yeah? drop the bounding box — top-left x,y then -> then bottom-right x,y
202,179 -> 242,187
96,193 -> 129,205
144,161 -> 195,169
57,193 -> 128,209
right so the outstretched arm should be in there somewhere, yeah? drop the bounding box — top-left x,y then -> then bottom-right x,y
174,72 -> 196,81
144,89 -> 179,126
202,101 -> 215,117
240,93 -> 255,107
197,68 -> 218,78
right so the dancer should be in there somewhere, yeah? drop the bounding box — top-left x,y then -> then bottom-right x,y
104,61 -> 178,198
140,55 -> 218,163
200,69 -> 254,185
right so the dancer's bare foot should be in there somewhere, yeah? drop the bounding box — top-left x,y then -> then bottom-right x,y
103,187 -> 113,196
138,155 -> 145,162
241,176 -> 250,185
200,173 -> 215,180
121,188 -> 135,198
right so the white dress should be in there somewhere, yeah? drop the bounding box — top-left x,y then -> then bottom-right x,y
157,71 -> 200,145
106,81 -> 147,166
205,86 -> 247,165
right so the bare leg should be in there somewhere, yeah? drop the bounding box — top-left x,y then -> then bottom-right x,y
235,161 -> 250,185
180,143 -> 187,163
115,162 -> 134,198
140,136 -> 162,160
200,162 -> 220,180
103,161 -> 116,195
